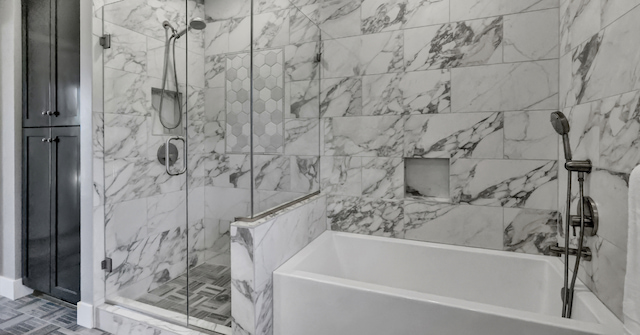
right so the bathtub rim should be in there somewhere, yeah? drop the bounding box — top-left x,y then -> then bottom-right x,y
274,231 -> 624,333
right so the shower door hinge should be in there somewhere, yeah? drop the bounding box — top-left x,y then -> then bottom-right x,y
101,258 -> 113,273
100,34 -> 111,49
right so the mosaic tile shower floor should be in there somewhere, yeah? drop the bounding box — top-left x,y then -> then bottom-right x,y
135,262 -> 232,327
0,295 -> 109,335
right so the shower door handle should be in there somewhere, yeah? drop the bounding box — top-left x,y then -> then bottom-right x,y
165,136 -> 187,176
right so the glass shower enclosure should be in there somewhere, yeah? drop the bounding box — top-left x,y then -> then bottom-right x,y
98,0 -> 321,331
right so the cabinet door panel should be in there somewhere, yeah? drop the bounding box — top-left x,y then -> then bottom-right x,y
22,128 -> 52,292
51,0 -> 80,127
23,0 -> 52,127
50,127 -> 81,303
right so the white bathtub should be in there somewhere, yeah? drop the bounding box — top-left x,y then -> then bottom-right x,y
273,232 -> 624,335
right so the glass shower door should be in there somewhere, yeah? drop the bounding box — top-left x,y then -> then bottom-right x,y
101,0 -> 192,325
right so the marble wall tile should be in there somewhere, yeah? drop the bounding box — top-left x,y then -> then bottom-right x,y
255,0 -> 292,14
291,156 -> 320,193
320,77 -> 363,117
206,186 -> 252,223
229,17 -> 252,53
601,0 -> 640,27
360,30 -> 404,75
253,10 -> 291,50
596,90 -> 640,173
405,112 -> 503,159
320,156 -> 363,196
451,159 -> 558,210
402,201 -> 504,250
559,0 -> 571,55
503,9 -> 559,62
324,116 -> 404,157
105,158 -> 184,205
577,236 -> 627,319
104,114 -> 148,159
568,0 -> 601,48
451,60 -> 559,112
206,154 -> 252,189
285,118 -> 320,155
146,191 -> 187,235
103,22 -> 147,74
204,20 -> 231,56
321,37 -> 362,78
571,5 -> 640,104
319,0 -> 362,38
285,42 -> 319,82
583,169 -> 630,251
327,195 -> 403,237
205,0 -> 250,21
105,198 -> 148,250
289,80 -> 320,118
361,0 -> 450,34
362,157 -> 404,200
404,17 -> 503,71
231,195 -> 327,335
504,110 -> 559,160
254,155 -> 291,191
290,4 -> 320,45
450,0 -> 558,22
104,69 -> 161,116
503,208 -> 558,255
205,55 -> 226,89
362,69 -> 450,115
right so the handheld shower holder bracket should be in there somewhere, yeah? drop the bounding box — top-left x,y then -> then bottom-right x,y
564,160 -> 592,173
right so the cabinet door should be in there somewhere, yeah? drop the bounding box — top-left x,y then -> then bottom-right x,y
22,128 -> 52,292
22,0 -> 52,128
50,127 -> 81,303
51,0 -> 80,127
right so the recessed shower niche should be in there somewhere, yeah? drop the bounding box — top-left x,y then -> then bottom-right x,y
405,158 -> 450,200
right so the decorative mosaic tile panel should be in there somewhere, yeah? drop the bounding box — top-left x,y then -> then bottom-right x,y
226,50 -> 284,154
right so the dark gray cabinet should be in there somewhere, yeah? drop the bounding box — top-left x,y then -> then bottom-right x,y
22,0 -> 80,128
22,127 -> 81,303
22,0 -> 81,304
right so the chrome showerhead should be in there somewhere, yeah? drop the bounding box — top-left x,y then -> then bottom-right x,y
551,111 -> 573,161
174,18 -> 207,39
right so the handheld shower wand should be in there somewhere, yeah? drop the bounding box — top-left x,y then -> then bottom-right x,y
550,111 -> 595,319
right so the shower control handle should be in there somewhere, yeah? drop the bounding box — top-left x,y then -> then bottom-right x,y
165,136 -> 187,176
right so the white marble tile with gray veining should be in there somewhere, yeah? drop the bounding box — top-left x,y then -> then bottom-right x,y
361,0 -> 450,34
320,77 -> 363,117
503,208 -> 558,255
104,113 -> 148,159
285,118 -> 320,155
402,201 -> 504,249
321,156 -> 363,196
596,90 -> 640,173
324,116 -> 404,157
327,195 -> 403,237
451,159 -> 558,210
360,30 -> 404,75
205,154 -> 251,189
285,42 -> 320,82
103,22 -> 147,74
289,80 -> 320,118
290,4 -> 320,45
254,155 -> 291,191
253,9 -> 291,50
504,110 -> 559,160
104,68 -> 162,116
291,156 -> 320,193
319,0 -> 362,39
405,112 -> 503,159
362,157 -> 404,200
503,9 -> 559,62
452,60 -> 559,112
450,0 -> 558,22
363,69 -> 450,115
405,17 -> 503,71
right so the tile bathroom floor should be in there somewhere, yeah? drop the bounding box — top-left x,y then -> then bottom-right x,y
136,262 -> 232,327
0,295 -> 109,335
